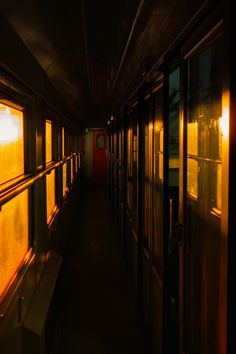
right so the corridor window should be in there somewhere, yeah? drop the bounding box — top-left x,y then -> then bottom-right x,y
46,170 -> 56,223
46,120 -> 52,163
0,102 -> 29,299
45,120 -> 56,223
0,190 -> 29,298
63,163 -> 68,196
0,103 -> 24,185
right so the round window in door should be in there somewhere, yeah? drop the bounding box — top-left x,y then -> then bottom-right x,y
96,134 -> 106,149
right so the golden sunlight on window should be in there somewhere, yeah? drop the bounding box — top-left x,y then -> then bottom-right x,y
0,103 -> 24,185
46,170 -> 56,223
159,126 -> 164,181
187,158 -> 198,199
63,163 -> 67,196
219,108 -> 229,138
46,120 -> 52,163
187,121 -> 198,156
216,163 -> 222,210
0,190 -> 29,298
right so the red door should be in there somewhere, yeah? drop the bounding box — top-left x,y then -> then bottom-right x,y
92,129 -> 108,185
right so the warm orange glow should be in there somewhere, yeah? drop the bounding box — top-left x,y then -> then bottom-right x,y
159,153 -> 163,181
63,163 -> 67,196
169,157 -> 179,169
0,106 -> 21,143
159,129 -> 164,152
187,121 -> 198,155
0,103 -> 24,185
148,121 -> 153,132
187,158 -> 198,199
219,109 -> 229,138
45,120 -> 52,163
154,120 -> 163,133
0,190 -> 29,298
46,170 -> 56,223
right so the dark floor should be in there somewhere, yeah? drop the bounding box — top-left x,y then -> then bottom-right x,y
53,186 -> 150,354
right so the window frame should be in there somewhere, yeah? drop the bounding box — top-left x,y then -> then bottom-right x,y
0,74 -> 35,304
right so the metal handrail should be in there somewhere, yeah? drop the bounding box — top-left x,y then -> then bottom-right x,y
0,154 -> 76,209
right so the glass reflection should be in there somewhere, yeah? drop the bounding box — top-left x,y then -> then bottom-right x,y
0,190 -> 29,297
0,103 -> 24,185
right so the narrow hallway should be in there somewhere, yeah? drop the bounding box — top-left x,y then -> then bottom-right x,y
55,186 -> 149,354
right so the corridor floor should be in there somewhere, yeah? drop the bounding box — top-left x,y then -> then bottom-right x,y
54,186 -> 150,354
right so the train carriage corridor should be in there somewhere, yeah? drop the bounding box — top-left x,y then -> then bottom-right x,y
53,186 -> 149,354
0,2 -> 234,354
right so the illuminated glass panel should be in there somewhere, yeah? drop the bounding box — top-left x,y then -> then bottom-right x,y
45,120 -> 52,163
187,121 -> 198,156
0,103 -> 24,185
46,170 -> 56,223
168,67 -> 180,187
63,163 -> 67,196
216,163 -> 222,210
186,37 -> 223,352
158,128 -> 164,181
0,190 -> 29,298
187,122 -> 199,198
187,158 -> 198,198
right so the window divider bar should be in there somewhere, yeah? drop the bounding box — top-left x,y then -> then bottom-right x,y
0,154 -> 76,209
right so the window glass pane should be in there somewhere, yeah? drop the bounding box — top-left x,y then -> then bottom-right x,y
0,103 -> 24,185
46,170 -> 56,223
96,134 -> 105,149
169,68 -> 180,187
187,158 -> 198,198
187,41 -> 222,209
0,190 -> 29,297
186,37 -> 222,352
63,163 -> 67,196
46,120 -> 52,163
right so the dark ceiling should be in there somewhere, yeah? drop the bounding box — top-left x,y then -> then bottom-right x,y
1,0 -> 177,127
